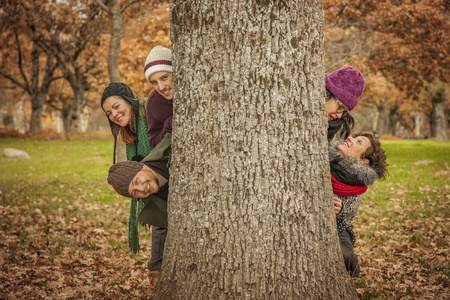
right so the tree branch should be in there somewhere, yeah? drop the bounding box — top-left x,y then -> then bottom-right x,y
14,31 -> 31,93
73,8 -> 102,60
121,0 -> 144,13
92,0 -> 110,14
0,69 -> 28,91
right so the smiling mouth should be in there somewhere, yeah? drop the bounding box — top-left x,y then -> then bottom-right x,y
145,182 -> 151,195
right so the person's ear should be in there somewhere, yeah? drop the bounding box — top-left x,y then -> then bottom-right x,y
360,158 -> 369,165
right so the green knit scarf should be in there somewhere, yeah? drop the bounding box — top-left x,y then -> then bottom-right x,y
125,99 -> 152,254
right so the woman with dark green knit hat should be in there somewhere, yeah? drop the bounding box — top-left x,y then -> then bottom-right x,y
101,82 -> 164,275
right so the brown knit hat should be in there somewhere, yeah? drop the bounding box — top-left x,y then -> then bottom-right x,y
107,161 -> 144,197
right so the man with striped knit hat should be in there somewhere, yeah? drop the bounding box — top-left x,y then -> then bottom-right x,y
144,46 -> 174,148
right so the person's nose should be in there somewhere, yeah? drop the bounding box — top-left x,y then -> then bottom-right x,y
136,184 -> 145,192
157,81 -> 165,92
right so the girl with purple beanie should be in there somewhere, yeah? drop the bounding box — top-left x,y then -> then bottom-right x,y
324,66 -> 366,141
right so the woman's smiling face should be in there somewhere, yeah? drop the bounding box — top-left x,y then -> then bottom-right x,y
102,96 -> 133,127
337,135 -> 371,160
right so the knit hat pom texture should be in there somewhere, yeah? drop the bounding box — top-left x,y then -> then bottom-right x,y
144,46 -> 172,83
325,66 -> 365,111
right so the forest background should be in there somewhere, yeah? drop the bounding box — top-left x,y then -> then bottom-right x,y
0,0 -> 449,139
0,0 -> 449,299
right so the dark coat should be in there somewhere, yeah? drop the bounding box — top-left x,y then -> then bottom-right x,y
328,140 -> 379,244
137,133 -> 172,228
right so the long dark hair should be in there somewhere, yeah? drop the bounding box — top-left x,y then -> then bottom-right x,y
327,114 -> 355,141
326,89 -> 355,141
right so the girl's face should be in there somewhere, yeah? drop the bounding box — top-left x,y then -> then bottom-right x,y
102,96 -> 133,127
326,96 -> 348,121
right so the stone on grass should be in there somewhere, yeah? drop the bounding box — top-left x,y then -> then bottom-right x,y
2,148 -> 30,159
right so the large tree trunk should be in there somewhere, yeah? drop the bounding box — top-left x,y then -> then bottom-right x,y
108,0 -> 122,82
64,68 -> 88,132
152,1 -> 358,299
376,101 -> 388,135
376,101 -> 400,136
414,112 -> 426,138
65,87 -> 85,132
430,86 -> 448,140
387,104 -> 399,136
29,92 -> 45,131
29,51 -> 57,132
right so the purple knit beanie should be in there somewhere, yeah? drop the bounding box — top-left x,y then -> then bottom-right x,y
325,66 -> 365,111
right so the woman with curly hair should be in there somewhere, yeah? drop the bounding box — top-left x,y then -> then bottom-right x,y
329,132 -> 388,277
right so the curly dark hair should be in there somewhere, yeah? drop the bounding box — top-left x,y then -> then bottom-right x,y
354,132 -> 389,180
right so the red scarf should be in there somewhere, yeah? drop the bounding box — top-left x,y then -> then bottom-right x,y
331,172 -> 367,196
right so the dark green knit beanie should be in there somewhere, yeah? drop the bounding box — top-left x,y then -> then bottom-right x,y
108,161 -> 144,197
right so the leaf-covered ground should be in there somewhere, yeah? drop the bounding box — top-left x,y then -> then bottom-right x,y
354,180 -> 449,299
0,138 -> 449,299
0,183 -> 155,299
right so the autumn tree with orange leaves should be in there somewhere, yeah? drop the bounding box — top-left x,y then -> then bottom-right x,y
324,0 -> 449,138
0,2 -> 61,131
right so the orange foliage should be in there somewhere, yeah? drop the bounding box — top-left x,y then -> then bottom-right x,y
86,1 -> 171,105
324,0 -> 450,94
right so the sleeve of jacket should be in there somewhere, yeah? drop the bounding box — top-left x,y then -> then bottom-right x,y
141,133 -> 172,165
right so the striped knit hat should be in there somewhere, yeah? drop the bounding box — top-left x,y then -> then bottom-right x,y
144,46 -> 172,83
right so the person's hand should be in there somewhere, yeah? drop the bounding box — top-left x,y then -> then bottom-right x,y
333,196 -> 343,217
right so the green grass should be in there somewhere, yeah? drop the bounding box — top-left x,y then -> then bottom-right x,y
0,137 -> 449,299
354,139 -> 449,299
0,138 -> 116,204
367,139 -> 449,215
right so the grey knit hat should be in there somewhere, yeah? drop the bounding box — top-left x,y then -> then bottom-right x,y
107,161 -> 144,197
144,46 -> 172,83
101,82 -> 138,112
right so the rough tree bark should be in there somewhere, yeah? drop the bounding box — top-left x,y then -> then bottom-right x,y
152,1 -> 359,299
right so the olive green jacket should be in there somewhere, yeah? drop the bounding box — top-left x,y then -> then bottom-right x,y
137,133 -> 172,228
